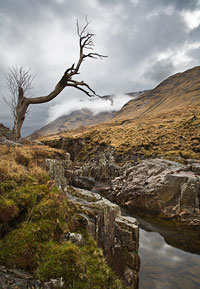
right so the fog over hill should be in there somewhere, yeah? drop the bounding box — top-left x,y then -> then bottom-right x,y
27,90 -> 147,139
46,91 -> 148,123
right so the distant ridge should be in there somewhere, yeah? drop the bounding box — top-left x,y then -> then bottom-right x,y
37,66 -> 200,161
26,90 -> 147,139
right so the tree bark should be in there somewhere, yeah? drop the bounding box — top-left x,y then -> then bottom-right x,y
10,20 -> 106,140
12,88 -> 29,140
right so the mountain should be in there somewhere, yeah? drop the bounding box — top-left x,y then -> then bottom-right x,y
27,91 -> 147,139
116,66 -> 200,120
40,66 -> 200,162
27,109 -> 116,140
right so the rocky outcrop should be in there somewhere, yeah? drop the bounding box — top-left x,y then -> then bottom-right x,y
65,186 -> 139,289
0,136 -> 22,147
107,158 -> 200,226
0,123 -> 13,140
45,158 -> 140,288
46,155 -> 71,189
0,266 -> 64,289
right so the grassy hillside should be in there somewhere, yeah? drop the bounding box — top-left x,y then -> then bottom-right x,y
116,66 -> 200,120
0,143 -> 126,289
27,109 -> 116,140
40,66 -> 200,162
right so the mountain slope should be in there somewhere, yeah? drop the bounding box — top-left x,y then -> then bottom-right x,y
27,91 -> 147,139
40,66 -> 200,162
27,109 -> 116,140
116,66 -> 200,121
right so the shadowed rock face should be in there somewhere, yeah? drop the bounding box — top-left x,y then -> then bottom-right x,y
65,186 -> 140,289
0,123 -> 13,140
46,158 -> 140,289
108,158 -> 200,226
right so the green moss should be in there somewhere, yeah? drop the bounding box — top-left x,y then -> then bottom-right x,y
0,181 -> 17,194
0,222 -> 45,270
31,172 -> 50,185
0,223 -> 126,288
36,235 -> 126,289
0,148 -> 127,288
36,241 -> 84,285
79,235 -> 126,289
9,185 -> 48,214
0,197 -> 19,224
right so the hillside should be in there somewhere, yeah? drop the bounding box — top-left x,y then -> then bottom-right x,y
40,66 -> 200,162
27,109 -> 116,140
116,66 -> 200,121
0,143 -> 131,288
27,91 -> 147,140
1,66 -> 200,289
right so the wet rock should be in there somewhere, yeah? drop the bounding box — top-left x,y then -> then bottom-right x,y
109,158 -> 200,225
45,158 -> 139,288
180,177 -> 200,213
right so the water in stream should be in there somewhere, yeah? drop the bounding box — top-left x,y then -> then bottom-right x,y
139,228 -> 200,289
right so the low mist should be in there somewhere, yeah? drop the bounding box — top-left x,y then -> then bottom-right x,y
47,93 -> 136,123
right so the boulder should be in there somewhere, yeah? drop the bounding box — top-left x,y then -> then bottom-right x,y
108,158 -> 200,225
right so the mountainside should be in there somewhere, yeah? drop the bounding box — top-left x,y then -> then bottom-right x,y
27,109 -> 116,140
116,66 -> 200,120
40,66 -> 200,162
27,91 -> 147,140
1,66 -> 200,289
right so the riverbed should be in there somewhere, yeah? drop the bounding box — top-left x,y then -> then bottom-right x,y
139,226 -> 200,289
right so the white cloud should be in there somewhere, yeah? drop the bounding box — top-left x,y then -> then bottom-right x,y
181,9 -> 200,29
47,93 -> 135,122
1,0 -> 200,135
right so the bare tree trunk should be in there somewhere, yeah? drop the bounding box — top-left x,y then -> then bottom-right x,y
5,20 -> 106,141
12,88 -> 29,140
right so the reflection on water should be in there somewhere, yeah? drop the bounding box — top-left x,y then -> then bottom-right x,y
139,228 -> 200,289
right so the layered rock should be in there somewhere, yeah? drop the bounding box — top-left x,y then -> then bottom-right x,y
46,158 -> 140,288
107,158 -> 200,226
65,186 -> 140,289
46,154 -> 71,189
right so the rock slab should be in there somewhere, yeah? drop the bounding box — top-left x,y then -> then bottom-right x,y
108,158 -> 200,225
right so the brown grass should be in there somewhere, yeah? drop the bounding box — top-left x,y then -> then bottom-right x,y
37,67 -> 200,162
0,144 -> 67,182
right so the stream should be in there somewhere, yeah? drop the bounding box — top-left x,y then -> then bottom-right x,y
93,181 -> 200,289
138,219 -> 200,289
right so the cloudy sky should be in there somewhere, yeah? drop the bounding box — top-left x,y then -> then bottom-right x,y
0,0 -> 200,136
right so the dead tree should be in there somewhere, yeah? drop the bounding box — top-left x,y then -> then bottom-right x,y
4,20 -> 106,140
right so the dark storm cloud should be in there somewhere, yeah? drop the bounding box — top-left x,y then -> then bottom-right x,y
143,0 -> 198,10
98,0 -> 198,10
144,58 -> 174,82
189,24 -> 200,40
186,45 -> 200,66
0,0 -> 200,136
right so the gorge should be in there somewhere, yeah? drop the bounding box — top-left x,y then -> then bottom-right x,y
0,65 -> 200,288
